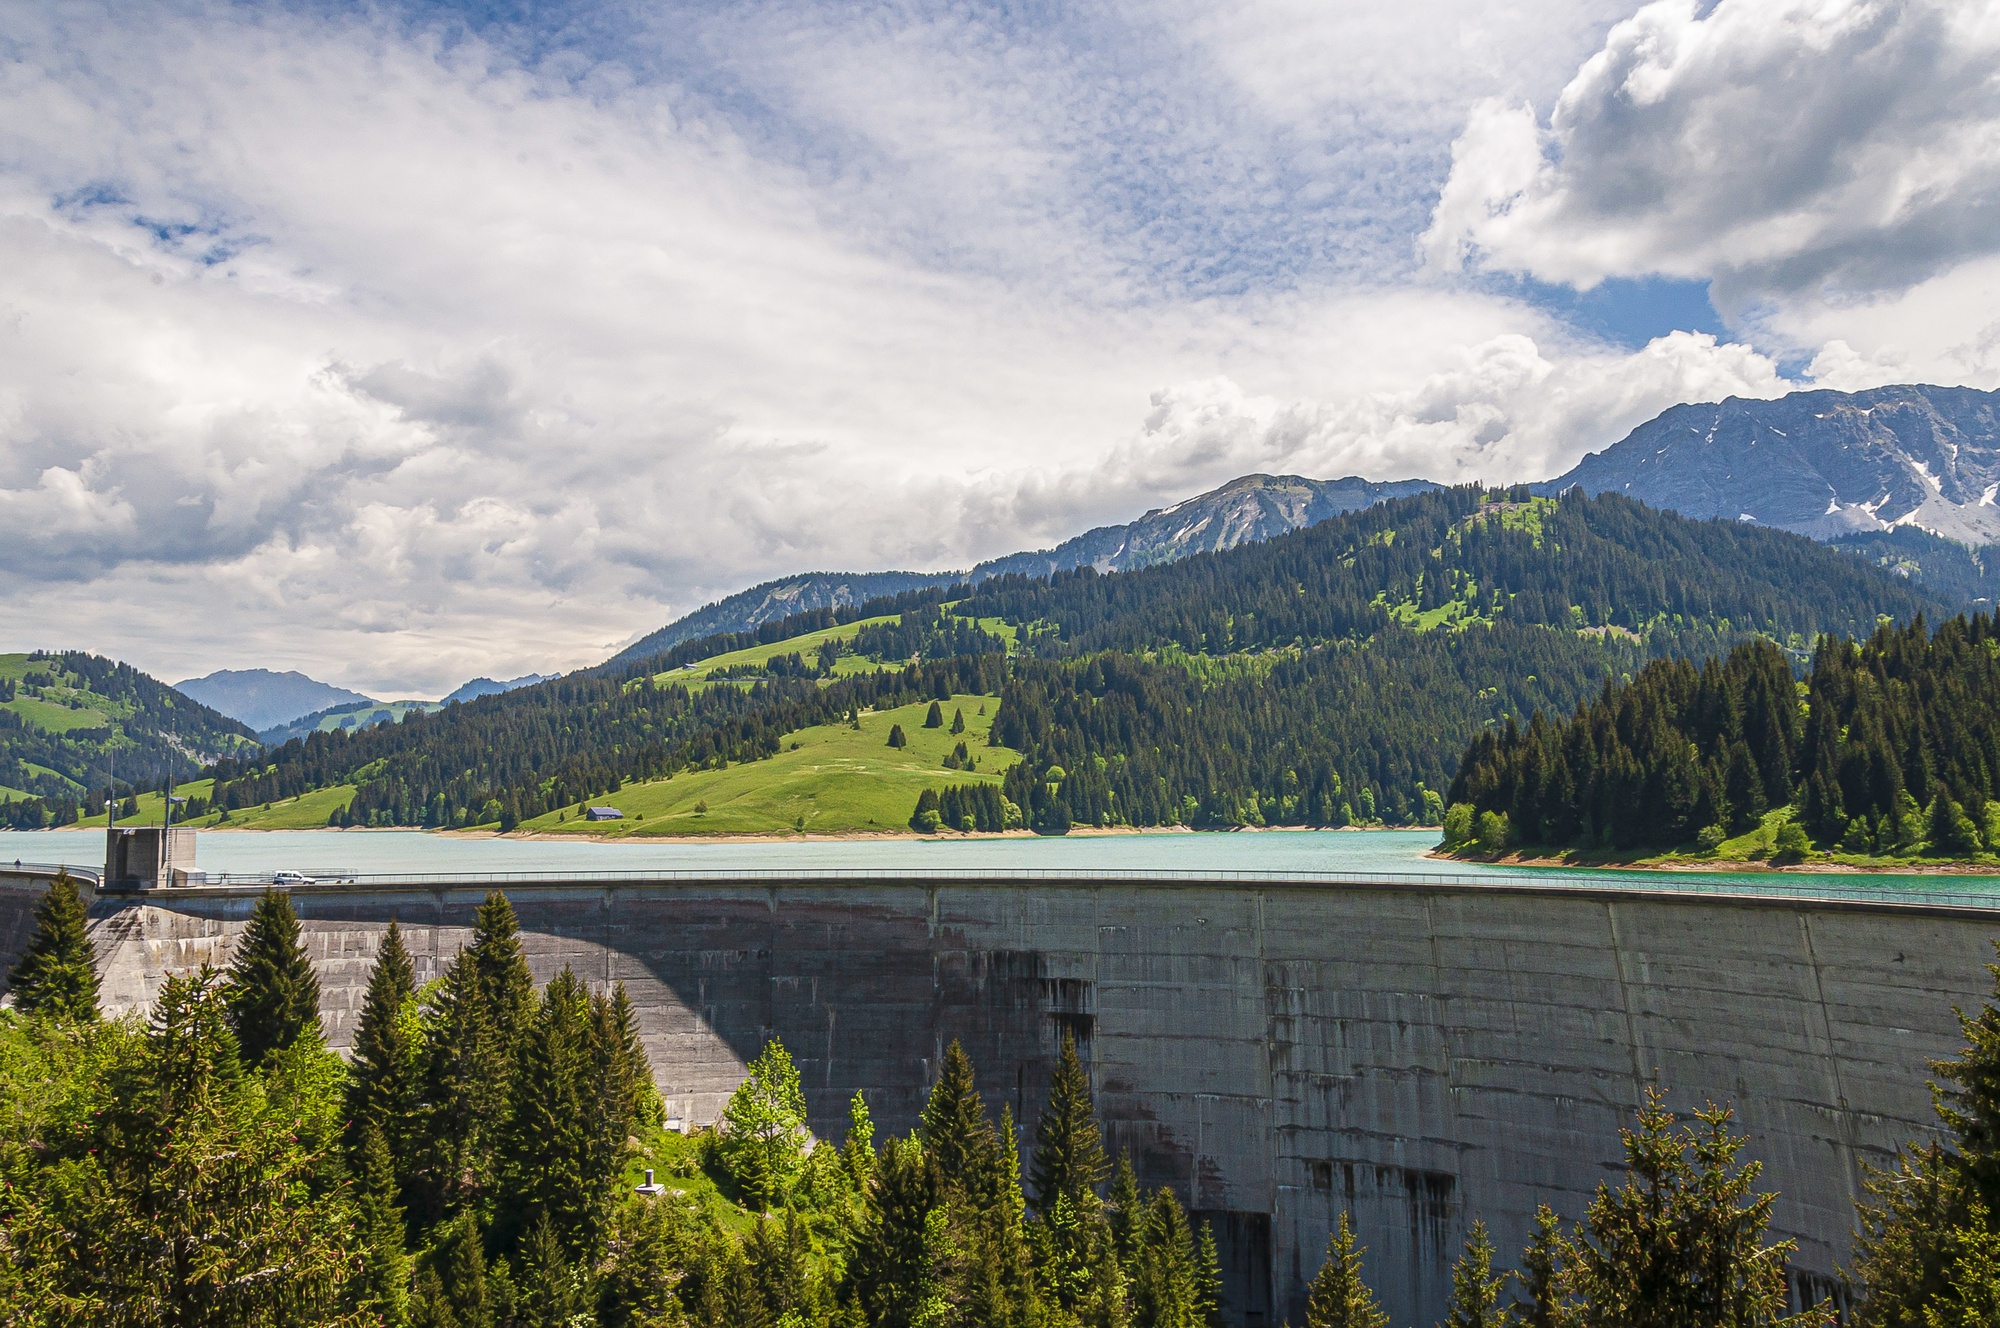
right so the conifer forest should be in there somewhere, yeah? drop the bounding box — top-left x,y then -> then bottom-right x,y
6,873 -> 2000,1326
1445,612 -> 2000,859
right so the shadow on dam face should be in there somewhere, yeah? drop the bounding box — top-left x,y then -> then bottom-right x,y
14,874 -> 1996,1327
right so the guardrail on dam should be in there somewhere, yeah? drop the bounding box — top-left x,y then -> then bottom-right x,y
4,866 -> 1997,1325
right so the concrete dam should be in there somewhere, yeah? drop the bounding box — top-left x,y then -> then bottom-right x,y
5,867 -> 1996,1326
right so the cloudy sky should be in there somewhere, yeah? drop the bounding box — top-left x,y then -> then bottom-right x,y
4,0 -> 1998,696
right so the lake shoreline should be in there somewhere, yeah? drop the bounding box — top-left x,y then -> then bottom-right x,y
1425,847 -> 2000,876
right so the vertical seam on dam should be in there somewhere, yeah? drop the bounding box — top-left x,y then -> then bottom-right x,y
1800,912 -> 1863,1217
1605,900 -> 1652,1101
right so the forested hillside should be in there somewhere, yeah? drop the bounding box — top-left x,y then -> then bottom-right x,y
198,487 -> 1945,835
1445,613 -> 2000,861
0,652 -> 258,829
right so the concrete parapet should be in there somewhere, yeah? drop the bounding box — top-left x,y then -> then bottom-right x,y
3,874 -> 1992,1325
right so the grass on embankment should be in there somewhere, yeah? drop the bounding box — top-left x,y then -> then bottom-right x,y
73,780 -> 357,830
521,694 -> 1018,838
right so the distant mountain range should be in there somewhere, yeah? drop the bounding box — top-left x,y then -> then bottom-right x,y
178,666 -> 561,737
610,473 -> 1435,663
619,386 -> 2000,668
443,673 -> 555,704
175,668 -> 373,732
1542,384 -> 2000,544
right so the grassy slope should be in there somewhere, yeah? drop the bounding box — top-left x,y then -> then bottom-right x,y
647,610 -> 1019,693
74,779 -> 357,830
521,694 -> 1017,837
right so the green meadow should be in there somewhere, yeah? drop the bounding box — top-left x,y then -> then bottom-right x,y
521,694 -> 1019,837
74,779 -> 358,831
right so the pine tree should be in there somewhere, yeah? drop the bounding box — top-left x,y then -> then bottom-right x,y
597,1192 -> 688,1328
925,701 -> 945,729
921,1039 -> 996,1193
355,1118 -> 413,1327
847,1135 -> 946,1327
224,888 -> 321,1069
1303,1213 -> 1388,1328
1194,1223 -> 1224,1328
4,869 -> 98,1020
348,920 -> 416,1153
1513,1205 -> 1567,1328
1562,1089 -> 1823,1327
1130,1187 -> 1202,1328
516,1210 -> 590,1328
1108,1152 -> 1143,1269
887,724 -> 909,749
429,1212 -> 495,1328
1443,1221 -> 1505,1328
24,968 -> 360,1324
468,890 -> 535,1052
416,946 -> 506,1227
498,967 -> 605,1259
951,707 -> 966,735
1031,1031 -> 1109,1216
843,1089 -> 878,1189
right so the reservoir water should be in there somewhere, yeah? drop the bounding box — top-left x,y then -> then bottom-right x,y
6,826 -> 2000,908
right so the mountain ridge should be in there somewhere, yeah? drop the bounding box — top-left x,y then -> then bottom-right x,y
608,473 -> 1435,664
1541,383 -> 2000,544
175,668 -> 374,732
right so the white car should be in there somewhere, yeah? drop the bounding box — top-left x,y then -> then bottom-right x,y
272,870 -> 316,885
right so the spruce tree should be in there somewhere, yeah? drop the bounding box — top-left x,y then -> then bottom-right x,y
921,1039 -> 996,1193
468,890 -> 535,1051
925,701 -> 945,729
1513,1205 -> 1567,1328
951,707 -> 966,735
498,967 -> 604,1259
887,724 -> 909,749
1194,1223 -> 1224,1328
416,947 -> 506,1227
1109,1152 -> 1143,1269
1130,1186 -> 1201,1328
348,919 -> 416,1152
516,1211 -> 589,1328
1303,1213 -> 1388,1328
4,869 -> 98,1020
847,1135 -> 946,1327
354,1118 -> 412,1328
225,888 -> 321,1069
1443,1221 -> 1505,1328
1563,1089 -> 1819,1328
1031,1031 -> 1109,1216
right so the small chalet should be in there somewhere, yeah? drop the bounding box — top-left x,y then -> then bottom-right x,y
585,806 -> 624,821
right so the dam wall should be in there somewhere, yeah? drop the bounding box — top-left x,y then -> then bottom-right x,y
4,873 -> 1995,1326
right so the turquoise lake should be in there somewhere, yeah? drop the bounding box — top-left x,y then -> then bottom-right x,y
5,826 -> 2000,908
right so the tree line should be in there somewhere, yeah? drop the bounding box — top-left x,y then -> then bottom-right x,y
1445,613 -> 2000,858
952,487 -> 1937,661
9,873 -> 2000,1324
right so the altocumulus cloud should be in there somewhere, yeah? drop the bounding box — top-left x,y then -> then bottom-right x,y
0,0 -> 1989,693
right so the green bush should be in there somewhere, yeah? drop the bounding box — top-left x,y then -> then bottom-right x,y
1475,810 -> 1511,853
1441,802 -> 1475,849
1771,822 -> 1811,863
1695,824 -> 1727,853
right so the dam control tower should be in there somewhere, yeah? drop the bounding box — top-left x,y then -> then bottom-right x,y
104,825 -> 198,888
